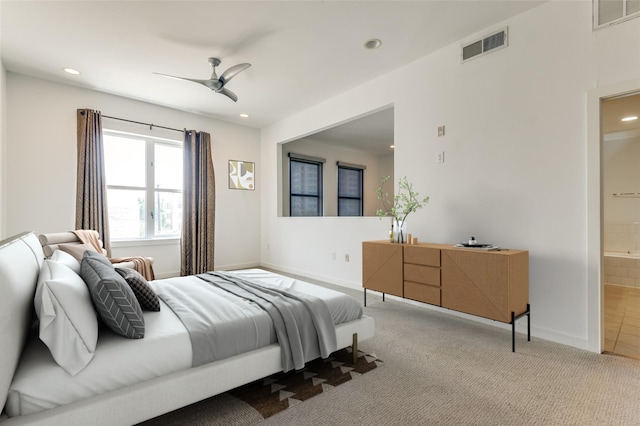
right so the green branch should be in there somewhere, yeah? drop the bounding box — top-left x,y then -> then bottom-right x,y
375,176 -> 429,225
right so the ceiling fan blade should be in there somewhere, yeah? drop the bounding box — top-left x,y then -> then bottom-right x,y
154,58 -> 246,100
154,72 -> 198,83
154,72 -> 220,90
219,63 -> 251,86
217,87 -> 239,102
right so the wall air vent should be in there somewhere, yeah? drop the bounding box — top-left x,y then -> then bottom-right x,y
462,27 -> 508,62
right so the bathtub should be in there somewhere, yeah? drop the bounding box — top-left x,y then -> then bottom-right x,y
604,251 -> 640,287
606,250 -> 640,259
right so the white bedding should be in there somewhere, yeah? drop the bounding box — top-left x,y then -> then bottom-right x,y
6,269 -> 363,417
230,269 -> 363,324
6,298 -> 190,417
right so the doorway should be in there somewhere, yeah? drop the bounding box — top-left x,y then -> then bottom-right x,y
601,92 -> 640,359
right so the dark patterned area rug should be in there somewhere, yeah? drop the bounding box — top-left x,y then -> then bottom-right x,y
139,348 -> 382,426
229,348 -> 382,419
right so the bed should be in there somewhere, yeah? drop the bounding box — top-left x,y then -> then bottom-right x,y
0,232 -> 374,425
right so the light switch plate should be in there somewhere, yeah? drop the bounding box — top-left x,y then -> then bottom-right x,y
438,126 -> 445,137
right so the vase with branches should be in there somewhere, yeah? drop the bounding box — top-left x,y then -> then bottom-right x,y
375,176 -> 430,243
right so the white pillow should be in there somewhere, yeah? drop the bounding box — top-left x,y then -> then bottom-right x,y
34,259 -> 98,375
50,249 -> 81,274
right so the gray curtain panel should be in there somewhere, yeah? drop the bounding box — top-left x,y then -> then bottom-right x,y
76,109 -> 111,257
181,130 -> 215,276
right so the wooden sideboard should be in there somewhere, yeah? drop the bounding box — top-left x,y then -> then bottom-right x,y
362,240 -> 530,351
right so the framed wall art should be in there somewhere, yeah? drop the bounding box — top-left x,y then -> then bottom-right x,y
228,160 -> 255,190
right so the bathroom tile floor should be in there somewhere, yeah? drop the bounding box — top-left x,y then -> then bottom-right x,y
604,284 -> 640,359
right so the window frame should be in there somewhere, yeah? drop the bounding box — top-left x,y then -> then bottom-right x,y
103,129 -> 183,241
337,164 -> 364,217
593,0 -> 640,29
289,156 -> 324,217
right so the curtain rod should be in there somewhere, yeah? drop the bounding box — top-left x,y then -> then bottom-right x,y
102,115 -> 184,133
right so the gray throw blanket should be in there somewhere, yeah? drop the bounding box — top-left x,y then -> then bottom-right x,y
157,272 -> 337,372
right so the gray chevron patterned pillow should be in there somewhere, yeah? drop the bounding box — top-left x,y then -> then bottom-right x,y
80,251 -> 145,339
116,267 -> 160,311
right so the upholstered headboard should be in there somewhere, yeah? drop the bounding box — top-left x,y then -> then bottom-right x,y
0,232 -> 44,414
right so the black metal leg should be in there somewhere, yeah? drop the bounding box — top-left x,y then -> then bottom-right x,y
512,311 -> 516,353
527,303 -> 531,341
511,304 -> 531,352
383,293 -> 385,302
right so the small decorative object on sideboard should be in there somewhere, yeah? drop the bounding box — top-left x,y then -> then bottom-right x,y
454,236 -> 501,250
375,176 -> 429,244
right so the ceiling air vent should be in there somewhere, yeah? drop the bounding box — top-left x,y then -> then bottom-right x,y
462,27 -> 508,62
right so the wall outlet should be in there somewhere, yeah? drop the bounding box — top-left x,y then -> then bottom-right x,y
436,151 -> 445,163
344,253 -> 350,262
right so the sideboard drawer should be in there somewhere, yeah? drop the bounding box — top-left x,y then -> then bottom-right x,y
404,281 -> 441,305
404,245 -> 440,267
404,263 -> 440,286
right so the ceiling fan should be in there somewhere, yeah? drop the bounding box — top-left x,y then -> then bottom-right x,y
154,57 -> 251,102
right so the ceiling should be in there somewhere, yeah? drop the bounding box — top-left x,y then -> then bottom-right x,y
1,0 -> 546,136
304,107 -> 395,156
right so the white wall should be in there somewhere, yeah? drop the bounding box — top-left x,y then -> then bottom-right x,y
0,0 -> 4,238
5,73 -> 261,276
603,135 -> 640,253
603,136 -> 640,223
0,60 -> 5,239
261,1 -> 640,350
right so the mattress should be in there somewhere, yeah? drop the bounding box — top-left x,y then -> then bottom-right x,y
5,269 -> 363,417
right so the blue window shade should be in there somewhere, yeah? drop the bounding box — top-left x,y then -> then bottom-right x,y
290,158 -> 322,216
338,166 -> 363,216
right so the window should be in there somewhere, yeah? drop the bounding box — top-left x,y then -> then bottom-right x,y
289,155 -> 323,216
337,163 -> 364,216
594,0 -> 640,28
103,131 -> 183,240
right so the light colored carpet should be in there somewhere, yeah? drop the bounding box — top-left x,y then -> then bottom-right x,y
146,272 -> 640,425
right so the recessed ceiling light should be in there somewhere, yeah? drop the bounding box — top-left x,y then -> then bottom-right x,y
240,113 -> 250,118
364,38 -> 382,50
63,67 -> 81,75
621,116 -> 638,122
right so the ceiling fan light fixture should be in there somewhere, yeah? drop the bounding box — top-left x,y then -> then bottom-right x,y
364,38 -> 382,50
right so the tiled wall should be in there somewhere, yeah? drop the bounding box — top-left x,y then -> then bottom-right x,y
604,255 -> 640,288
604,222 -> 640,253
604,223 -> 640,288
